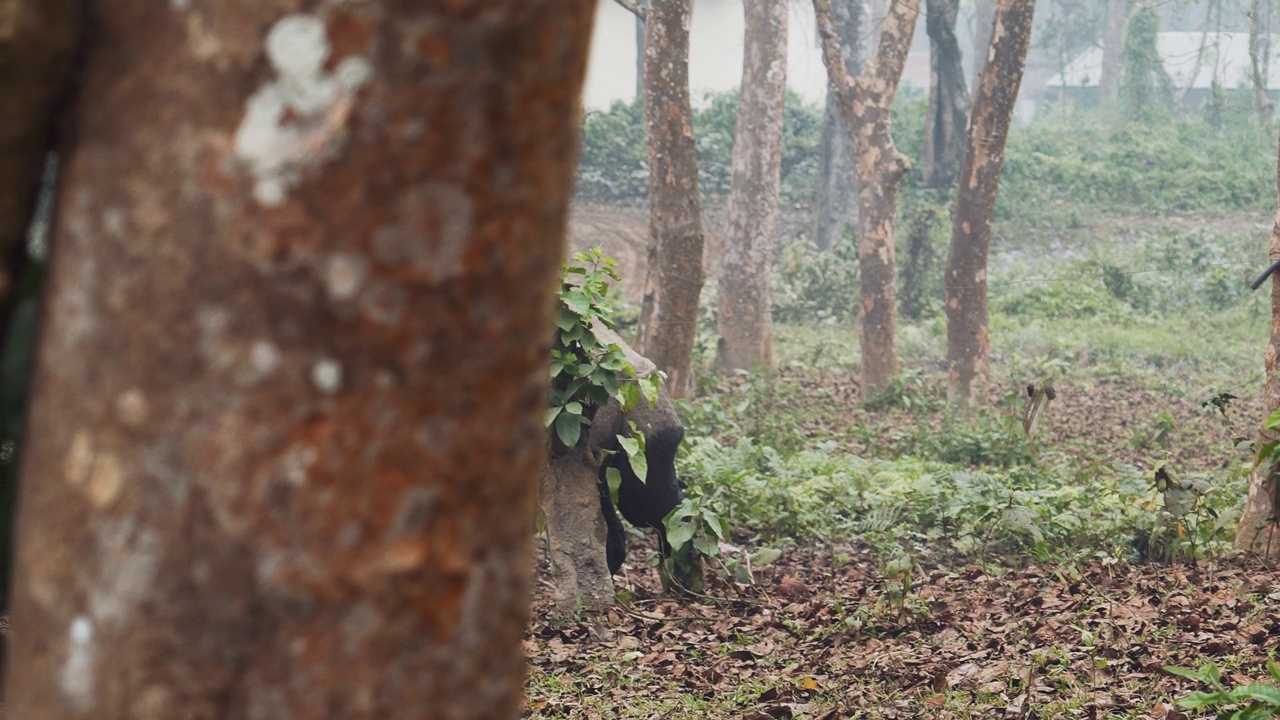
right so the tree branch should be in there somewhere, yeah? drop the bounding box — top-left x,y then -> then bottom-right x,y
813,0 -> 857,107
865,0 -> 922,107
613,0 -> 646,20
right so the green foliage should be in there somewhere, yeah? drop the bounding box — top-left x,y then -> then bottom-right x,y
897,195 -> 950,320
574,89 -> 823,205
676,436 -> 1244,564
548,249 -> 656,452
1166,661 -> 1280,719
690,89 -> 822,204
907,412 -> 1036,469
1119,1 -> 1174,122
999,116 -> 1275,214
576,99 -> 649,201
770,234 -> 860,325
861,370 -> 942,413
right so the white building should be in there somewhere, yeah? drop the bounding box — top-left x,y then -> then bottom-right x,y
1047,32 -> 1280,106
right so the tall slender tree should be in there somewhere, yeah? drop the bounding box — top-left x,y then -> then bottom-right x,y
970,0 -> 998,92
814,0 -> 921,393
1249,0 -> 1274,126
3,2 -> 596,717
922,0 -> 970,190
944,0 -> 1037,403
718,0 -> 788,372
636,0 -> 705,398
1237,132 -> 1280,561
1100,0 -> 1132,105
812,0 -> 864,252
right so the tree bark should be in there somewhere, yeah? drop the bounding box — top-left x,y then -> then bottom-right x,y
717,0 -> 788,373
944,0 -> 1036,403
812,0 -> 863,253
1100,0 -> 1130,105
539,452 -> 614,613
636,0 -> 705,399
1249,0 -> 1275,127
4,2 -> 596,718
814,0 -> 921,394
970,0 -> 997,94
922,0 -> 970,191
1236,139 -> 1280,560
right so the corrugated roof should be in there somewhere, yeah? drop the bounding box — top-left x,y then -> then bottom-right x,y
1047,32 -> 1280,90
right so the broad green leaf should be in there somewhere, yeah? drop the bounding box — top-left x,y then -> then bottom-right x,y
1264,405 -> 1280,430
554,411 -> 581,449
665,517 -> 695,551
562,290 -> 590,316
554,309 -> 577,331
1227,684 -> 1280,706
605,466 -> 622,505
1268,661 -> 1280,683
693,534 -> 719,558
564,401 -> 583,415
640,376 -> 660,406
1173,690 -> 1229,709
620,382 -> 641,412
544,407 -> 561,427
617,435 -> 640,458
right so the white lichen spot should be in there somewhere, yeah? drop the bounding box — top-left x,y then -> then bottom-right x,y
64,431 -> 94,487
170,0 -> 190,8
102,208 -> 126,237
250,341 -> 281,375
325,254 -> 368,301
279,445 -> 318,486
86,453 -> 123,508
311,357 -> 343,394
233,13 -> 375,207
90,524 -> 160,624
60,616 -> 96,709
116,388 -> 148,427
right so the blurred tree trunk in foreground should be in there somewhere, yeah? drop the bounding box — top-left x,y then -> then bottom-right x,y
922,0 -> 970,191
814,0 -> 921,394
1100,0 -> 1131,106
636,0 -> 705,398
1237,137 -> 1280,560
4,2 -> 595,718
811,0 -> 863,253
717,0 -> 788,372
944,0 -> 1036,404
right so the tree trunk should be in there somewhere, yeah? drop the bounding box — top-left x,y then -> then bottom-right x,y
922,0 -> 970,191
1250,0 -> 1275,127
944,0 -> 1036,403
812,0 -> 863,253
814,0 -> 921,394
4,3 -> 596,718
1236,141 -> 1280,560
636,0 -> 705,399
539,452 -> 614,613
717,0 -> 788,372
1100,0 -> 1130,105
635,0 -> 649,97
970,0 -> 997,94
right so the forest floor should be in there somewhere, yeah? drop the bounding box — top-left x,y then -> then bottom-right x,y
531,204 -> 1280,717
525,550 -> 1280,719
524,367 -> 1279,719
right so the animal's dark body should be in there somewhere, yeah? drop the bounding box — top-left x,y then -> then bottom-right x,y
590,386 -> 685,574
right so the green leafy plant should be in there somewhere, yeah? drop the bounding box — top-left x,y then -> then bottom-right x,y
547,249 -> 658,453
1165,661 -> 1280,719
